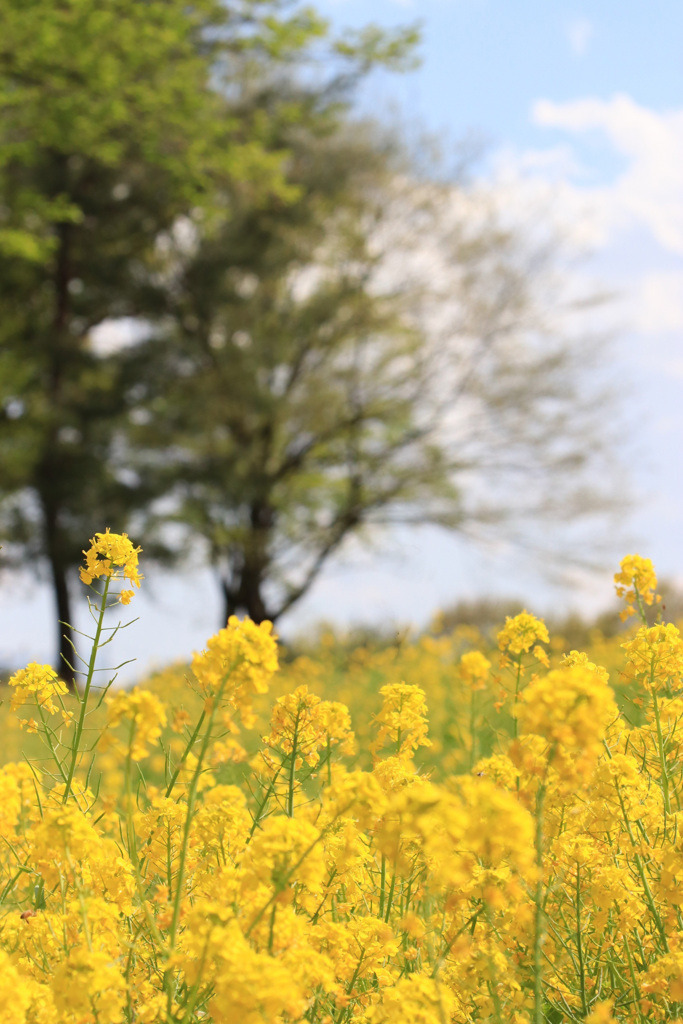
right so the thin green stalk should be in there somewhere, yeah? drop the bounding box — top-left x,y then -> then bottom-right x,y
613,776 -> 669,951
623,933 -> 647,1024
168,697 -> 222,945
384,860 -> 397,923
379,853 -> 386,918
575,863 -> 588,1017
651,687 -> 671,819
633,582 -> 649,625
334,950 -> 365,1024
287,709 -> 301,818
512,654 -> 523,739
248,769 -> 282,839
163,683 -> 227,1018
124,725 -> 167,955
36,701 -> 68,782
63,577 -> 111,803
268,903 -> 277,954
165,709 -> 206,798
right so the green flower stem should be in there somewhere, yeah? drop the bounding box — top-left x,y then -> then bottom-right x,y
575,863 -> 588,1018
63,576 -> 111,803
513,655 -> 523,740
164,709 -> 206,798
287,708 -> 302,817
651,687 -> 672,819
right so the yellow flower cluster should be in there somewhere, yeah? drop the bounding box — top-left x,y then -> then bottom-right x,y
191,615 -> 278,724
262,684 -> 355,771
79,528 -> 143,603
105,687 -> 168,760
8,663 -> 68,727
614,552 -> 659,620
459,649 -> 491,690
514,664 -> 618,775
497,609 -> 549,655
371,681 -> 432,756
5,543 -> 683,1024
621,622 -> 683,691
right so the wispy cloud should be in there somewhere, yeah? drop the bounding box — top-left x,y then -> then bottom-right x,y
566,17 -> 594,57
532,95 -> 683,256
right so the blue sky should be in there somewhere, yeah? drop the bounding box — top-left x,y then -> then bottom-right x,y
323,0 -> 683,151
2,0 -> 682,676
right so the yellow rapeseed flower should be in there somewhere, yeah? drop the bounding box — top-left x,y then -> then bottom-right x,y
368,973 -> 456,1024
8,662 -> 68,719
459,651 -> 491,691
79,527 -> 143,598
514,665 -> 618,775
614,553 -> 659,621
191,616 -> 278,725
621,622 -> 683,691
105,687 -> 168,760
371,682 -> 432,757
497,610 -> 549,655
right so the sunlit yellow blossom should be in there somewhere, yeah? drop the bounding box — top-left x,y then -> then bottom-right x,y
52,946 -> 126,1022
614,552 -> 659,620
79,527 -> 143,592
585,1000 -> 616,1024
560,649 -> 610,683
209,736 -> 248,765
193,785 -> 250,861
8,662 -> 68,718
322,766 -> 388,828
179,907 -> 308,1023
191,616 -> 278,724
0,948 -> 32,1024
621,622 -> 683,691
371,682 -> 431,757
377,776 -> 535,888
7,537 -> 683,1024
460,650 -> 491,690
263,685 -> 355,772
497,610 -> 549,655
29,804 -> 103,888
514,665 -> 617,775
0,762 -> 37,836
106,687 -> 167,759
135,795 -> 188,877
242,815 -> 326,897
368,972 -> 456,1024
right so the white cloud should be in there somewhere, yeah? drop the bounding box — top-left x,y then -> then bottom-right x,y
566,17 -> 593,57
532,95 -> 683,255
632,271 -> 683,334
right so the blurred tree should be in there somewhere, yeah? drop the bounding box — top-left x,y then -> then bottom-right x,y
0,0 -> 416,685
128,88 -> 620,626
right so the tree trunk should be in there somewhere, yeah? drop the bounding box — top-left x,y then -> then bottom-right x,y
43,186 -> 76,689
219,500 -> 275,626
221,566 -> 271,626
41,489 -> 76,691
221,576 -> 236,627
51,558 -> 76,692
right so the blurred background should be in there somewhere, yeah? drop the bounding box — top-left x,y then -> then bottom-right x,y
0,0 -> 681,683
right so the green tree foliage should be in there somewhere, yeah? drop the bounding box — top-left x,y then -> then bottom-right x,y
126,94 -> 619,625
0,0 -> 416,684
0,0 -> 619,672
128,107 -> 461,623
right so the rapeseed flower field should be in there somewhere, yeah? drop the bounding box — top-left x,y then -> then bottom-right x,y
1,536 -> 682,1024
